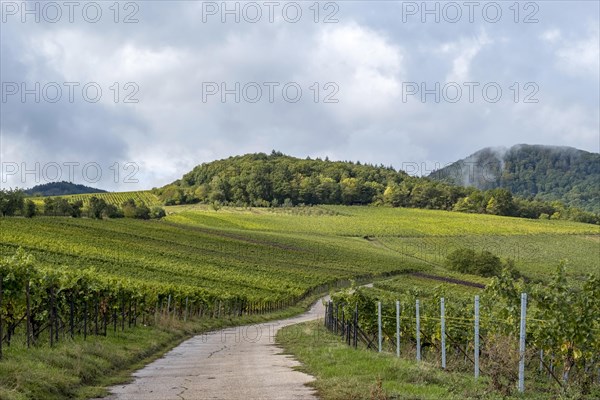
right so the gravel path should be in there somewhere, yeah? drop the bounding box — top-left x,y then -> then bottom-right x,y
98,298 -> 327,400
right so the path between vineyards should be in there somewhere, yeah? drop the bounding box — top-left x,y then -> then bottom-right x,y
98,297 -> 328,400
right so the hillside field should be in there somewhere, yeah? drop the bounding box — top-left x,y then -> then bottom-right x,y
2,205 -> 597,295
29,190 -> 161,208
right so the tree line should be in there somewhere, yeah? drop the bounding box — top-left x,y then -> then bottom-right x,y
153,151 -> 599,224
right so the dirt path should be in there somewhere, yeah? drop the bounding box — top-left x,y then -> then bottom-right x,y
98,298 -> 327,400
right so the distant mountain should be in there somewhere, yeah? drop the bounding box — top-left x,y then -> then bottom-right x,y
429,145 -> 600,213
25,181 -> 107,197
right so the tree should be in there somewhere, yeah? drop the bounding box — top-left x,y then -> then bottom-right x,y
486,189 -> 514,216
55,198 -> 73,216
23,200 -> 36,218
102,204 -> 122,218
122,199 -> 137,218
71,200 -> 83,218
134,205 -> 151,220
340,178 -> 359,205
0,189 -> 24,216
89,196 -> 107,219
211,201 -> 222,212
446,248 -> 503,277
43,197 -> 57,216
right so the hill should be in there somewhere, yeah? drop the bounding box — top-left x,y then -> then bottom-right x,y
154,151 -> 598,224
428,144 -> 600,213
157,151 -> 407,206
25,181 -> 106,196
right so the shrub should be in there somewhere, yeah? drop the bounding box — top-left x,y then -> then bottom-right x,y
150,207 -> 166,219
445,248 -> 503,277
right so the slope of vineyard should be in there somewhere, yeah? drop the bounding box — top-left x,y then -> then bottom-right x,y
29,190 -> 161,208
1,206 -> 596,299
0,212 -> 421,305
165,205 -> 598,281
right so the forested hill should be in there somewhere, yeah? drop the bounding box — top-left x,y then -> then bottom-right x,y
154,151 -> 598,224
25,181 -> 106,196
157,151 -> 406,206
428,145 -> 600,213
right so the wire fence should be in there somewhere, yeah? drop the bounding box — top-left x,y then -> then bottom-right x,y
324,294 -> 600,394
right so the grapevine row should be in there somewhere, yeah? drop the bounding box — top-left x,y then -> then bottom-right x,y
331,267 -> 600,389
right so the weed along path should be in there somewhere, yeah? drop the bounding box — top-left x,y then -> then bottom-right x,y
99,298 -> 328,400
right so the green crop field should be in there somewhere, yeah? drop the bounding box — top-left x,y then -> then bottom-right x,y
0,211 -> 420,304
167,205 -> 598,237
166,205 -> 598,281
30,190 -> 161,208
2,205 -> 596,302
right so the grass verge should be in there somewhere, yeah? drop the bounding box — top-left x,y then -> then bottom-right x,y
276,320 -> 582,400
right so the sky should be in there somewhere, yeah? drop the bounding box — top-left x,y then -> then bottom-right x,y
1,0 -> 599,191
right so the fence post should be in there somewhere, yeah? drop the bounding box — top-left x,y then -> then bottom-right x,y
0,274 -> 3,359
26,281 -> 31,348
441,297 -> 446,369
354,303 -> 358,349
396,300 -> 400,358
518,293 -> 527,393
184,297 -> 189,322
378,301 -> 382,353
474,295 -> 480,379
539,349 -> 544,373
416,299 -> 421,362
49,286 -> 54,347
341,308 -> 345,337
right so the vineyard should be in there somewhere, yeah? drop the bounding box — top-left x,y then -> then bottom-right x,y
30,191 -> 161,208
327,267 -> 600,396
167,206 -> 599,282
0,205 -> 598,398
0,247 -> 334,360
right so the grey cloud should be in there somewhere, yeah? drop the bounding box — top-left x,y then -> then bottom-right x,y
1,0 -> 598,190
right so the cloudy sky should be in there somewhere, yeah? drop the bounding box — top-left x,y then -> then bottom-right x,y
1,0 -> 599,191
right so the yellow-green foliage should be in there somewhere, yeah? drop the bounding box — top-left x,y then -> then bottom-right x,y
30,191 -> 161,209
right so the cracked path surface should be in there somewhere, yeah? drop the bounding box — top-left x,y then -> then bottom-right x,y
98,298 -> 327,400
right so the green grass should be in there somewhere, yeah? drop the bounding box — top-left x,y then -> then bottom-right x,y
166,206 -> 598,282
277,321 -> 495,400
373,273 -> 486,296
277,321 -> 593,400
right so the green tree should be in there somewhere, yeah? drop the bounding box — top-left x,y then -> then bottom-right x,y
23,199 -> 36,218
446,248 -> 502,277
43,197 -> 57,216
0,189 -> 24,216
70,200 -> 83,218
122,198 -> 137,218
89,196 -> 107,219
134,204 -> 151,220
102,203 -> 122,218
